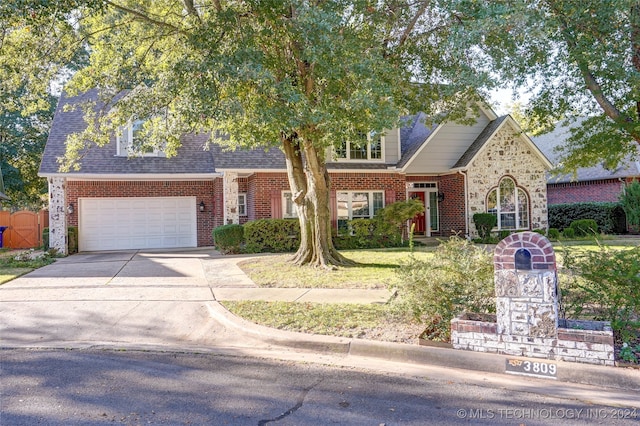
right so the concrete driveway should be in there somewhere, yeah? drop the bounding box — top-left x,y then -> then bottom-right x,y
0,249 -> 268,350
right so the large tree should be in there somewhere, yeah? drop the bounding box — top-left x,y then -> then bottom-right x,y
2,1 -> 490,266
449,0 -> 640,172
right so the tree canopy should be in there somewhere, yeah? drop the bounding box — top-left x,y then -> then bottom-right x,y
449,0 -> 640,173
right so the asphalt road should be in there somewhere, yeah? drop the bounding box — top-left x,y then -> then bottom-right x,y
2,349 -> 638,426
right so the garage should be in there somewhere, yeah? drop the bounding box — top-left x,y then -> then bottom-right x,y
78,197 -> 197,251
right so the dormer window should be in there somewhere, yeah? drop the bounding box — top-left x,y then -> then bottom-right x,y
116,120 -> 165,157
334,131 -> 384,161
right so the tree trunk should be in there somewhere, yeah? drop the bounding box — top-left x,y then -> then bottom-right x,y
282,135 -> 354,268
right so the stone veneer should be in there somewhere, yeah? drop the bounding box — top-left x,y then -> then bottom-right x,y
466,126 -> 549,238
450,232 -> 615,366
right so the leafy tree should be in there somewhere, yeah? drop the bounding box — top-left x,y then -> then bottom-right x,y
620,180 -> 640,229
2,1 -> 491,267
450,0 -> 640,173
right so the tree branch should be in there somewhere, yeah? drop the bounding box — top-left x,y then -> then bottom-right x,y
396,1 -> 430,48
104,1 -> 185,35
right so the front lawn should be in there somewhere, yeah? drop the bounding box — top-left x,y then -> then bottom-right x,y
0,249 -> 55,284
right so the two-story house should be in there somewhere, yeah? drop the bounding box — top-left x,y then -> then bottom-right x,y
39,90 -> 552,253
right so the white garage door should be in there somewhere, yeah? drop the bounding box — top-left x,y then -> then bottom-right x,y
79,197 -> 197,251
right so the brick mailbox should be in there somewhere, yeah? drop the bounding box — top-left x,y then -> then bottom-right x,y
450,231 -> 615,366
494,232 -> 558,339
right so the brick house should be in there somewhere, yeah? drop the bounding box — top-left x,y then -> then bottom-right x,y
39,91 -> 552,254
531,123 -> 640,206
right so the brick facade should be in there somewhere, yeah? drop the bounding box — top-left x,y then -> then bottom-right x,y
66,180 -> 216,247
547,179 -> 625,204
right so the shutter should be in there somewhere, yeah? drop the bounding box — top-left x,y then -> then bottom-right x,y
385,189 -> 396,205
271,190 -> 282,219
330,191 -> 337,229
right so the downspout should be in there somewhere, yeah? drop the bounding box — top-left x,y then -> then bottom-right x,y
459,170 -> 469,237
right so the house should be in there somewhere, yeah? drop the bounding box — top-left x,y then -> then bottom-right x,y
531,123 -> 640,205
39,90 -> 553,254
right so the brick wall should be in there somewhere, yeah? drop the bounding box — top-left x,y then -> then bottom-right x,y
547,179 -> 625,204
66,180 -> 216,247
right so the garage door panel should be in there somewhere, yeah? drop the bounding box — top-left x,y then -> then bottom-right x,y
79,197 -> 197,251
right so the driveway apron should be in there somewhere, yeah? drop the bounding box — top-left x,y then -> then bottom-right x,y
0,249 -> 266,350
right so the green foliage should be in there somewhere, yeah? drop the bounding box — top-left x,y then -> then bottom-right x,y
67,226 -> 78,254
562,227 -> 575,239
42,227 -> 49,250
378,199 -> 425,242
452,0 -> 640,172
244,219 -> 300,253
569,219 -> 598,237
548,228 -> 560,241
559,244 -> 640,331
472,213 -> 497,242
212,224 -> 244,254
333,218 -> 402,250
548,203 -> 623,234
393,236 -> 495,341
620,181 -> 640,228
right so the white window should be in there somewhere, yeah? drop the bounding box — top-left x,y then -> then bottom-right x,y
487,177 -> 529,230
282,192 -> 298,218
336,191 -> 384,232
238,193 -> 247,216
334,131 -> 384,161
116,119 -> 165,157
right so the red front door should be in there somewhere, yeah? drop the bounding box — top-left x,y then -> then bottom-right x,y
409,192 -> 426,234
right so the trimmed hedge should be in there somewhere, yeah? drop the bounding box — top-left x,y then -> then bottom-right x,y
244,219 -> 300,253
212,224 -> 244,254
472,213 -> 497,242
569,219 -> 598,237
333,218 -> 402,249
548,202 -> 626,234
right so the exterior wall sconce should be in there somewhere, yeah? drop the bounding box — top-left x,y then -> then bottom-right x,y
67,203 -> 74,214
199,201 -> 206,212
437,192 -> 445,203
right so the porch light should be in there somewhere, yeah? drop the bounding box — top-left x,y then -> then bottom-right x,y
199,201 -> 206,212
67,203 -> 74,214
437,192 -> 445,203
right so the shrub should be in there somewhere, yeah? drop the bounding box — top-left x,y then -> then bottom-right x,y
569,219 -> 598,237
42,227 -> 49,250
548,228 -> 560,241
548,202 -> 624,234
333,217 -> 402,249
244,219 -> 300,253
619,180 -> 640,228
212,224 -> 244,254
472,213 -> 497,242
559,244 -> 640,333
393,236 -> 495,341
68,226 -> 78,254
497,230 -> 511,240
562,227 -> 575,239
377,199 -> 424,243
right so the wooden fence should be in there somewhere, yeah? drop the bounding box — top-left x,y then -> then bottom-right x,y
0,210 -> 49,249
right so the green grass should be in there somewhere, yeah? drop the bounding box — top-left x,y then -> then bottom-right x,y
0,250 -> 55,284
237,249 -> 434,289
222,300 -> 421,341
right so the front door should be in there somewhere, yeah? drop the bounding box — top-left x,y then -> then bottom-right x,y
409,191 -> 426,235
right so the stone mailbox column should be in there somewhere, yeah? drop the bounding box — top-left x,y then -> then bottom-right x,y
494,232 -> 558,339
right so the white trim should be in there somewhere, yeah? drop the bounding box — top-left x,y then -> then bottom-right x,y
238,193 -> 247,217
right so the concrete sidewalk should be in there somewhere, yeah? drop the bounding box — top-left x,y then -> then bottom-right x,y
1,249 -> 638,401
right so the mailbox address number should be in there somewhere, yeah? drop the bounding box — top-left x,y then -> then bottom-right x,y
505,359 -> 557,379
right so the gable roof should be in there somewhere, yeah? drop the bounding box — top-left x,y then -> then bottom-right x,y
452,115 -> 553,170
39,91 -> 217,178
530,120 -> 640,183
396,113 -> 439,169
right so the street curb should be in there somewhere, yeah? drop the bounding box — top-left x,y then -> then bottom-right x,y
209,302 -> 640,392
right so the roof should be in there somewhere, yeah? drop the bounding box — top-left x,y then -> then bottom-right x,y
40,91 -> 217,177
530,120 -> 640,184
396,113 -> 438,169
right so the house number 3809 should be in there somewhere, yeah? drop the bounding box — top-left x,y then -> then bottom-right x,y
523,361 -> 556,375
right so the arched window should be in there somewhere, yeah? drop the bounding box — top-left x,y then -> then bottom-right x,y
487,177 -> 529,230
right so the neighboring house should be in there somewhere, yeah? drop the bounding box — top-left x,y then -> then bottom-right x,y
531,123 -> 640,205
39,90 -> 552,254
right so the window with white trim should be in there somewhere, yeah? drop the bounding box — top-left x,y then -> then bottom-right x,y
334,131 -> 383,161
116,119 -> 165,157
487,177 -> 529,230
336,191 -> 384,233
282,192 -> 298,218
238,193 -> 247,216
